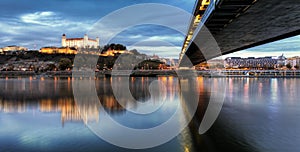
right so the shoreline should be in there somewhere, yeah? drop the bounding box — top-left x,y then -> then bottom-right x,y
1,70 -> 300,78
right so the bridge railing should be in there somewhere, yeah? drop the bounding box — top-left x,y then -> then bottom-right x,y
189,0 -> 221,47
201,0 -> 216,24
179,0 -> 222,65
201,0 -> 222,24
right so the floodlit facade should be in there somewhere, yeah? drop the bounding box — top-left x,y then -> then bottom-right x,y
40,47 -> 77,54
1,46 -> 28,52
62,34 -> 99,49
100,49 -> 129,57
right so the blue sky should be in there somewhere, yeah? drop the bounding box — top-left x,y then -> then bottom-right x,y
0,0 -> 299,59
221,35 -> 300,59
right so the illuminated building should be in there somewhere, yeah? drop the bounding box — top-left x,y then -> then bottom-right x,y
0,45 -> 28,55
286,56 -> 300,68
225,57 -> 278,69
277,54 -> 287,67
150,54 -> 159,60
39,47 -> 77,54
62,34 -> 99,49
1,45 -> 28,52
100,49 -> 130,57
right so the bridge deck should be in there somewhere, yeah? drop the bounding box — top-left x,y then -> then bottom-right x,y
181,0 -> 300,66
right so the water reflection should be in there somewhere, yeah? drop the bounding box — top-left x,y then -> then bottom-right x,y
0,77 -> 181,127
1,77 -> 300,152
5,77 -> 205,151
225,78 -> 300,105
211,78 -> 300,152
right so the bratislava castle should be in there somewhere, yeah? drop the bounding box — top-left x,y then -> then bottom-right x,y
61,34 -> 99,49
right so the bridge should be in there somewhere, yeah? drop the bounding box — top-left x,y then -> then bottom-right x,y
179,0 -> 300,66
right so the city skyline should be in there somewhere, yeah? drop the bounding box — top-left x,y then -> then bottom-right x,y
0,0 -> 299,59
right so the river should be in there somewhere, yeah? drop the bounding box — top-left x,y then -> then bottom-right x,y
0,77 -> 299,152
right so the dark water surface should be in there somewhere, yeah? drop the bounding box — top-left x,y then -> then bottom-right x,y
0,77 -> 299,152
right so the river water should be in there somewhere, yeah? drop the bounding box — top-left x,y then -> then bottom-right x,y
0,77 -> 299,152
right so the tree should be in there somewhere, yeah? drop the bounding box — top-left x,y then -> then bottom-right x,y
112,43 -> 126,50
109,43 -> 116,50
101,43 -> 127,53
59,58 -> 72,70
46,63 -> 57,71
286,63 -> 292,69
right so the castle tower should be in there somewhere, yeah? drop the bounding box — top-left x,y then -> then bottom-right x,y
62,34 -> 66,47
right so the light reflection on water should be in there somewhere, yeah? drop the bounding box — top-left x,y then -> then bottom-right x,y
0,77 -> 196,152
214,78 -> 300,152
0,77 -> 300,152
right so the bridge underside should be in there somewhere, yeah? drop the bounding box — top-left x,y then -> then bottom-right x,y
182,0 -> 300,66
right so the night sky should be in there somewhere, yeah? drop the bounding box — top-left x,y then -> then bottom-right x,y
0,0 -> 299,58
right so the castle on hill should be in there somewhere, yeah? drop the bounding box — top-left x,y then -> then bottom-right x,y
40,34 -> 100,54
62,34 -> 99,49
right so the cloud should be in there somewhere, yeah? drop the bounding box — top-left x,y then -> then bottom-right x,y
0,1 -> 195,59
147,35 -> 183,43
222,35 -> 300,58
19,11 -> 94,30
222,51 -> 300,59
0,0 -> 298,59
247,35 -> 300,52
20,11 -> 59,26
128,45 -> 181,58
102,24 -> 186,49
0,11 -> 98,49
127,39 -> 181,58
88,3 -> 191,47
128,35 -> 143,39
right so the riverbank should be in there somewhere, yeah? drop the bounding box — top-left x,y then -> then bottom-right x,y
1,70 -> 300,78
0,70 -> 178,78
199,70 -> 300,78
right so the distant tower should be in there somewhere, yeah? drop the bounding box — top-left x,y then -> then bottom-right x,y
96,37 -> 100,48
84,34 -> 88,48
62,34 -> 66,47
